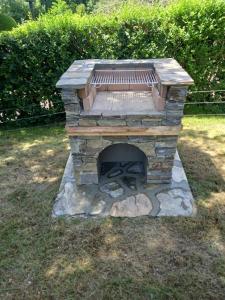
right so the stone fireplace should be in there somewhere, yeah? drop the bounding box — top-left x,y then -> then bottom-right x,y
53,59 -> 195,217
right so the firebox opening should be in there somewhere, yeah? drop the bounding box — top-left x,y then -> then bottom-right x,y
97,144 -> 148,188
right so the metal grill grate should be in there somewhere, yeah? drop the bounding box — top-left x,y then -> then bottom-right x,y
90,69 -> 158,87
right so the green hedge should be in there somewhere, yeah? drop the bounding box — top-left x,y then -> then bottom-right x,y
0,0 -> 224,127
0,14 -> 17,32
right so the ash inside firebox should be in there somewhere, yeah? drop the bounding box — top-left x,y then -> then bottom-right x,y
99,161 -> 146,198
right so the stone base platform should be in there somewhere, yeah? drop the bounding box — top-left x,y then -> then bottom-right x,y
52,151 -> 196,218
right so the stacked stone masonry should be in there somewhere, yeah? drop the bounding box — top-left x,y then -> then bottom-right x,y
71,135 -> 178,185
57,59 -> 193,186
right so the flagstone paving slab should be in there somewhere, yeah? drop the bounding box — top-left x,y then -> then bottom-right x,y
52,150 -> 195,217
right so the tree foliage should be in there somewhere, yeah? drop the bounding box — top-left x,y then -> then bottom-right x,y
0,0 -> 90,22
0,0 -> 30,23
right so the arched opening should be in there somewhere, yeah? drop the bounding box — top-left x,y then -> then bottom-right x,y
97,144 -> 148,192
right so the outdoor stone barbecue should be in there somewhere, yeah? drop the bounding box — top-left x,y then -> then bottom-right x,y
53,59 -> 196,218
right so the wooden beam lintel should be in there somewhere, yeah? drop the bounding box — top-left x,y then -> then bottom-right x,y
66,126 -> 181,136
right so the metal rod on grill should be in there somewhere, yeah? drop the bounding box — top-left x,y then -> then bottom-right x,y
91,69 -> 158,87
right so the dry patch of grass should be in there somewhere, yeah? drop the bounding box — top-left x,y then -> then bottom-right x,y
0,117 -> 225,299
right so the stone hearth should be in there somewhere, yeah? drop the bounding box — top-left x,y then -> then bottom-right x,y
52,151 -> 195,217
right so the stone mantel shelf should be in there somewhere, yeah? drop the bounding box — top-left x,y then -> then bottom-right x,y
56,58 -> 194,89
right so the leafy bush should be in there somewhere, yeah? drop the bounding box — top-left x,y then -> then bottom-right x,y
76,3 -> 86,15
0,0 -> 224,127
0,14 -> 17,32
47,0 -> 73,15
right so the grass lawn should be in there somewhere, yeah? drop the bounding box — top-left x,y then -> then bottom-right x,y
0,116 -> 225,300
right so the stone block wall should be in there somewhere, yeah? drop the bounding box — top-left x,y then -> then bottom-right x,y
56,59 -> 194,186
164,86 -> 187,125
63,84 -> 188,185
70,135 -> 178,185
62,85 -> 188,129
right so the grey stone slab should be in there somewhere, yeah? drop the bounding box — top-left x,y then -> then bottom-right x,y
56,58 -> 194,89
157,188 -> 193,216
127,120 -> 142,127
63,71 -> 91,77
166,102 -> 184,110
97,119 -> 126,127
110,194 -> 153,217
56,78 -> 88,89
52,150 -> 195,218
125,112 -> 165,118
156,72 -> 194,86
79,119 -> 97,126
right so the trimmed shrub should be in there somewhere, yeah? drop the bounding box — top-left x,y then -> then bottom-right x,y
0,14 -> 17,32
0,0 -> 224,127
